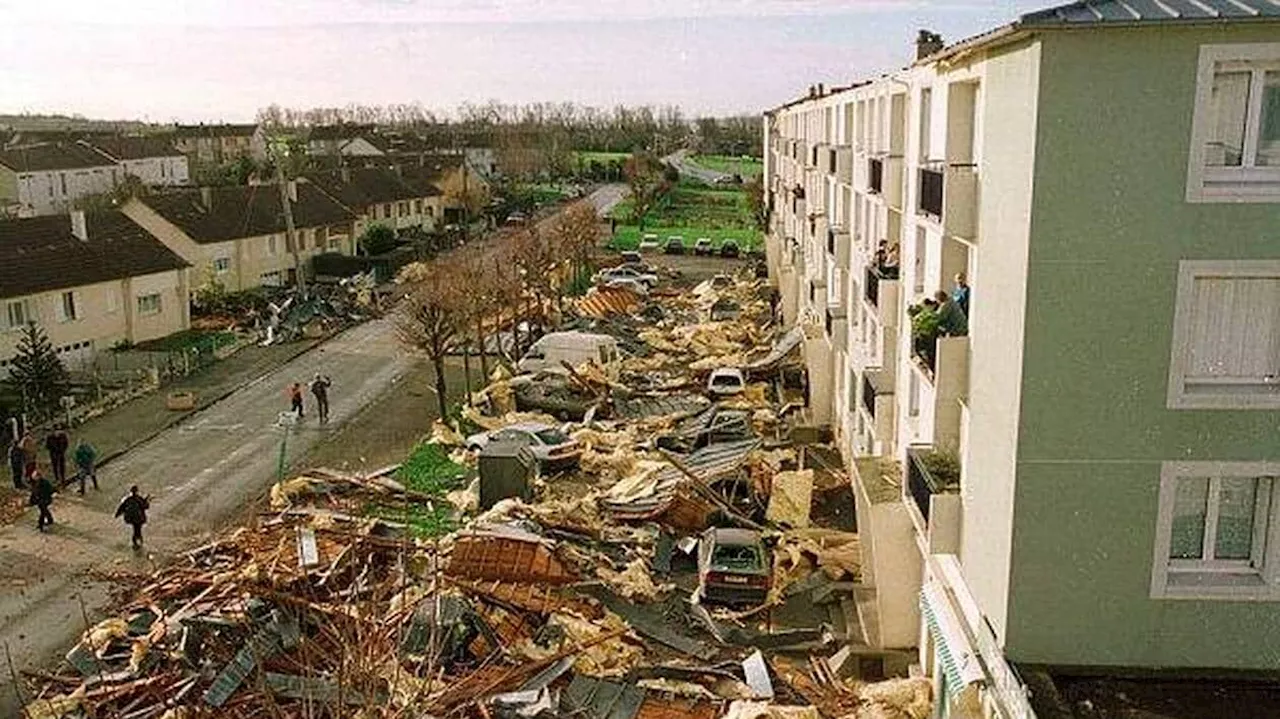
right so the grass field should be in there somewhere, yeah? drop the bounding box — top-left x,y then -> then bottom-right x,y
609,178 -> 761,251
575,151 -> 631,165
689,154 -> 764,179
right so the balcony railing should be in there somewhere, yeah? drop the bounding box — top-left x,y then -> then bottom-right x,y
864,265 -> 897,308
862,374 -> 877,420
918,167 -> 944,218
869,157 -> 884,194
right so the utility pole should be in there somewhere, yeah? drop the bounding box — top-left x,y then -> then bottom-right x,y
271,138 -> 306,295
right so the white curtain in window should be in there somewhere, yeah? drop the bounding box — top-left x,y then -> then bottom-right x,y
1259,71 -> 1280,167
1188,276 -> 1280,386
1208,71 -> 1251,167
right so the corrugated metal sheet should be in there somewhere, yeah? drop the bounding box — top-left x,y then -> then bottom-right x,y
1021,0 -> 1280,25
615,393 -> 711,421
577,286 -> 643,319
601,439 -> 761,517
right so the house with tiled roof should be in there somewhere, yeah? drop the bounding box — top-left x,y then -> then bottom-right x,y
88,136 -> 190,187
122,182 -> 359,292
306,124 -> 378,157
0,210 -> 190,374
305,166 -> 443,234
171,123 -> 266,167
0,143 -> 121,217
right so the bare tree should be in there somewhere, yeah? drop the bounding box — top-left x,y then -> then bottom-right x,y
548,201 -> 601,293
623,151 -> 668,231
396,260 -> 464,419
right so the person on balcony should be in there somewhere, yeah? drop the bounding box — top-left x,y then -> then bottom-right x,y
935,290 -> 968,337
953,272 -> 970,315
875,242 -> 900,278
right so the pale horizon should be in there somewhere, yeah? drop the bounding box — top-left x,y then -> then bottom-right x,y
1,0 -> 1051,123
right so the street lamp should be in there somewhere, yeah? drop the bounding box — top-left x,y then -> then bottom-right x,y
274,410 -> 299,483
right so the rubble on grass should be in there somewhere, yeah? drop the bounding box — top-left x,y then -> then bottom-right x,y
28,269 -> 934,718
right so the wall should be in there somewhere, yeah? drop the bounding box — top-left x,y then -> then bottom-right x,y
126,270 -> 186,343
14,165 -> 118,216
955,39 -> 1041,645
1,280 -> 129,371
122,156 -> 190,186
1007,25 -> 1280,669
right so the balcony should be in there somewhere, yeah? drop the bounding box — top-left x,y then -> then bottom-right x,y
904,446 -> 961,553
907,335 -> 969,450
861,370 -> 897,444
825,306 -> 847,346
836,147 -> 853,184
826,147 -> 838,176
918,167 -> 944,218
868,157 -> 884,194
827,226 -> 850,267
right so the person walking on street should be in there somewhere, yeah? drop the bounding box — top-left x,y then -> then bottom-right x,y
289,382 -> 305,418
45,425 -> 69,487
19,430 -> 37,480
310,374 -> 332,424
115,485 -> 151,549
8,440 -> 26,490
73,439 -> 98,494
29,470 -> 54,532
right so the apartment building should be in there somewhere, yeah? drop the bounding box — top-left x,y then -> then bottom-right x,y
764,2 -> 1280,717
0,211 -> 190,375
122,182 -> 358,293
88,136 -> 190,187
0,143 -> 120,217
305,166 -> 443,236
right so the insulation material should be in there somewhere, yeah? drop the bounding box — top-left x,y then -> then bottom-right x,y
429,419 -> 465,446
596,558 -> 671,601
514,611 -> 643,677
856,677 -> 933,719
766,470 -> 814,529
269,477 -> 330,510
23,692 -> 85,719
722,701 -> 822,719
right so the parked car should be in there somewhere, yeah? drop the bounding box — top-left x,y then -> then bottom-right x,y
595,266 -> 659,287
505,212 -> 528,225
709,274 -> 734,289
600,277 -> 650,295
654,406 -> 753,453
719,240 -> 740,258
465,422 -> 582,471
693,238 -> 714,256
639,234 -> 661,251
620,250 -> 643,265
706,367 -> 746,396
517,331 -> 621,378
710,298 -> 740,322
697,527 -> 770,606
664,237 -> 685,255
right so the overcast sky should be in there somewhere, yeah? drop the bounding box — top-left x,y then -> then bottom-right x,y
0,0 -> 1051,122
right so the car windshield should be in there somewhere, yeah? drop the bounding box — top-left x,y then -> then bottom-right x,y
712,375 -> 741,386
534,428 -> 569,445
712,543 -> 763,571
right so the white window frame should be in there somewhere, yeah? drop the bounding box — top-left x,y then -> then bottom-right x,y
213,257 -> 231,275
5,300 -> 29,330
136,293 -> 162,316
1152,461 -> 1280,600
1166,260 -> 1280,409
57,291 -> 78,323
266,235 -> 278,257
1185,43 -> 1280,203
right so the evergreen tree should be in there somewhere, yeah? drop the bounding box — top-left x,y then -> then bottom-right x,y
9,323 -> 70,420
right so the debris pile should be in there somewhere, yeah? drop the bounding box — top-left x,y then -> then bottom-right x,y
26,269 -> 930,717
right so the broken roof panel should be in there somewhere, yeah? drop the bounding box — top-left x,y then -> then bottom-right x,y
746,326 -> 804,372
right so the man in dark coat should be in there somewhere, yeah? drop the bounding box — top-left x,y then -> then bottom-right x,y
28,471 -> 54,532
115,485 -> 151,549
45,426 -> 69,487
8,440 -> 24,490
310,374 -> 332,424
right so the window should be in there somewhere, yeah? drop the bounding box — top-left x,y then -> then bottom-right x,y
266,235 -> 278,256
1153,462 -> 1280,599
1186,44 -> 1280,202
1167,260 -> 1280,409
261,271 -> 282,287
5,300 -> 28,329
59,173 -> 67,195
426,205 -> 435,218
315,227 -> 327,250
136,293 -> 162,315
414,199 -> 422,214
213,257 -> 231,274
398,201 -> 409,217
57,291 -> 78,322
105,287 -> 120,314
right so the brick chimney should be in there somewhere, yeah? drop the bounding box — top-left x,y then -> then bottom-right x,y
70,210 -> 88,241
916,30 -> 944,60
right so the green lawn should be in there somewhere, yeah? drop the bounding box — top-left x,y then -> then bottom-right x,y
689,154 -> 764,179
575,151 -> 631,165
131,329 -> 237,354
608,177 -> 761,251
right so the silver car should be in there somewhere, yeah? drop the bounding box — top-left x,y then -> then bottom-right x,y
465,423 -> 582,470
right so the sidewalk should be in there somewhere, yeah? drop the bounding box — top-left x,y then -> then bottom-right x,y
2,339 -> 319,523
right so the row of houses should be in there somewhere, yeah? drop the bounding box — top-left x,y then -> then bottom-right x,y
763,1 -> 1279,717
0,158 -> 488,375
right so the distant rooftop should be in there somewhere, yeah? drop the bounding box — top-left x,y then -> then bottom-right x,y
1021,0 -> 1280,25
0,143 -> 117,172
173,124 -> 259,138
89,136 -> 184,161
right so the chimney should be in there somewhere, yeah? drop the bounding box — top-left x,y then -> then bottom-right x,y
340,166 -> 350,183
817,83 -> 825,96
199,186 -> 213,210
287,179 -> 298,202
916,29 -> 945,61
70,210 -> 88,241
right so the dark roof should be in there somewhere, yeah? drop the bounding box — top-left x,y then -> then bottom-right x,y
173,124 -> 259,138
0,143 -> 117,172
308,124 -> 375,142
88,136 -> 184,161
305,167 -> 440,211
140,183 -> 357,243
1021,0 -> 1280,25
0,212 -> 189,299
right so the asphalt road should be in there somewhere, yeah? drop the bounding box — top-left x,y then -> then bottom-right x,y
0,183 -> 629,716
664,149 -> 732,185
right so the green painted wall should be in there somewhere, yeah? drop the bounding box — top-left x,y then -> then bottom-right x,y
1007,25 -> 1280,669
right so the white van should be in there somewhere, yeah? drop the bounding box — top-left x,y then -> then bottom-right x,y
518,332 -> 621,378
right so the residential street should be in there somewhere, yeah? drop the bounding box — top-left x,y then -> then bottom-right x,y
0,184 -> 627,715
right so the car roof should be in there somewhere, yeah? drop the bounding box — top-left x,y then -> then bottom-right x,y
501,422 -> 556,432
709,527 -> 763,546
